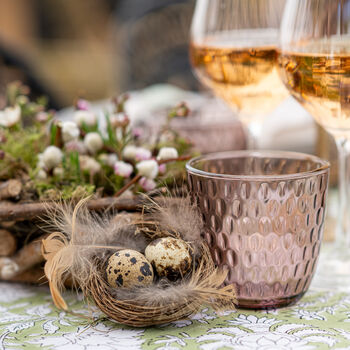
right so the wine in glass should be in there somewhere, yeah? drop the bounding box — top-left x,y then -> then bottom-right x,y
279,0 -> 350,287
189,0 -> 288,145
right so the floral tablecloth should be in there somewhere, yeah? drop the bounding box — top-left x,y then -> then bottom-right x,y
1,282 -> 350,350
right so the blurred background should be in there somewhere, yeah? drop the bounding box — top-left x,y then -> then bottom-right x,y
0,0 -> 336,170
0,0 -> 196,109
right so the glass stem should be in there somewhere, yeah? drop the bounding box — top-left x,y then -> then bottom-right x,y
335,137 -> 350,246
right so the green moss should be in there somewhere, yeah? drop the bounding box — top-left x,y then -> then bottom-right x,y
0,127 -> 46,179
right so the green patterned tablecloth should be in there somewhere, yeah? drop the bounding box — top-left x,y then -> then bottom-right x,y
1,282 -> 350,349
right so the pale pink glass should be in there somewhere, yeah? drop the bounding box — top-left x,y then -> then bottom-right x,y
187,151 -> 330,309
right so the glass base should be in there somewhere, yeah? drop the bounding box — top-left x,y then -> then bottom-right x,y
236,293 -> 305,310
312,242 -> 350,292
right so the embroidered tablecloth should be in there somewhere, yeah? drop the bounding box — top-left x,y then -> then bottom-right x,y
1,281 -> 350,350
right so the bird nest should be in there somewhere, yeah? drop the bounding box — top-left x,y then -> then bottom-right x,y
41,195 -> 236,327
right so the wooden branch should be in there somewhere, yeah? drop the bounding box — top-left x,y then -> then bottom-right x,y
0,180 -> 22,200
0,196 -> 142,221
0,234 -> 48,280
0,229 -> 17,256
8,266 -> 46,284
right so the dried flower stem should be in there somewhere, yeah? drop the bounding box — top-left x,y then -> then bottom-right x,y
158,155 -> 191,165
114,174 -> 142,198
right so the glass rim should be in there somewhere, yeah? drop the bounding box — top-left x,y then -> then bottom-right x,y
186,150 -> 330,181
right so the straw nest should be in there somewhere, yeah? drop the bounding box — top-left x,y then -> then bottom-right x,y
42,195 -> 236,327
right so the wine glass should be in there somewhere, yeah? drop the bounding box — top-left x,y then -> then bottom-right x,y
279,0 -> 350,288
189,0 -> 288,146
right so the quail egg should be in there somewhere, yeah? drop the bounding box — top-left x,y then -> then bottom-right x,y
106,249 -> 154,288
145,237 -> 192,281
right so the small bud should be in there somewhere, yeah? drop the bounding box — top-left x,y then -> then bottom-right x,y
76,99 -> 90,111
84,132 -> 103,154
122,145 -> 138,160
36,169 -> 48,180
61,121 -> 80,143
158,163 -> 167,175
42,146 -> 63,170
139,177 -> 157,191
110,113 -> 129,128
53,167 -> 64,177
16,95 -> 29,105
114,161 -> 133,178
157,147 -> 178,161
135,147 -> 152,161
136,160 -> 159,179
0,105 -> 21,127
35,112 -> 49,123
99,153 -> 118,167
74,110 -> 96,127
80,155 -> 101,174
65,140 -> 87,154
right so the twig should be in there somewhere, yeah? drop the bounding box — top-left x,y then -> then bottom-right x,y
114,175 -> 141,198
158,155 -> 191,165
0,197 -> 142,221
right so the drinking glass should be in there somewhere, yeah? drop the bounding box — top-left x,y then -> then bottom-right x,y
187,151 -> 330,308
279,0 -> 350,288
189,0 -> 288,145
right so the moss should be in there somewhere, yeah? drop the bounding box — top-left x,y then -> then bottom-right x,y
0,127 -> 46,179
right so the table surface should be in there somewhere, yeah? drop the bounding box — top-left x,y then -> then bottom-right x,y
1,279 -> 350,350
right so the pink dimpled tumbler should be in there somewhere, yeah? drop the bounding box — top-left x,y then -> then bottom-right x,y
187,151 -> 330,309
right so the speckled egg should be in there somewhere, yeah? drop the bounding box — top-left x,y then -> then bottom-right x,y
145,237 -> 192,281
106,249 -> 154,288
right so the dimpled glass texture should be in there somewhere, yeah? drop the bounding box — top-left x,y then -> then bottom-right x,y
187,151 -> 330,309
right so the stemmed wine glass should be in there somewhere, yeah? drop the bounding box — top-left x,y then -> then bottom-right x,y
189,0 -> 288,146
279,0 -> 350,287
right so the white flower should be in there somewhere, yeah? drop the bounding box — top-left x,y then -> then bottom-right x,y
157,147 -> 178,161
42,146 -> 63,170
123,145 -> 138,160
98,153 -> 108,164
139,177 -> 156,191
114,161 -> 133,178
107,153 -> 118,167
74,110 -> 96,126
99,153 -> 118,167
0,105 -> 21,127
136,159 -> 158,179
65,140 -> 87,154
135,147 -> 152,161
61,121 -> 80,143
37,153 -> 45,169
84,132 -> 103,154
110,113 -> 129,128
53,167 -> 64,177
36,169 -> 47,180
80,155 -> 101,174
35,112 -> 49,123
